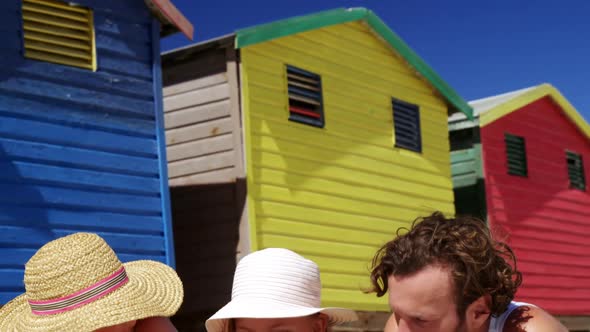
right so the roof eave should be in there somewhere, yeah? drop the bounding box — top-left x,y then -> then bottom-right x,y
162,34 -> 235,64
235,7 -> 473,119
479,84 -> 590,140
145,0 -> 194,40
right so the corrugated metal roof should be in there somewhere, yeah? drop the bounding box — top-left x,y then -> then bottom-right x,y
469,85 -> 540,116
449,84 -> 590,141
448,84 -> 541,123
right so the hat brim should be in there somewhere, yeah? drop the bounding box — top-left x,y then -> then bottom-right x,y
205,299 -> 358,332
0,260 -> 183,332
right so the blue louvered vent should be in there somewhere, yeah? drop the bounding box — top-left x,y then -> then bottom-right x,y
393,98 -> 421,152
287,65 -> 324,128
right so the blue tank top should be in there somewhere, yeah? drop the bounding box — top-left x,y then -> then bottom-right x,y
488,301 -> 534,332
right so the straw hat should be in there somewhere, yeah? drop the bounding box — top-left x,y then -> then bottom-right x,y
0,232 -> 183,331
206,248 -> 358,332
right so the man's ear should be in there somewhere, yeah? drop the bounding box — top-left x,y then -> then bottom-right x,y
465,295 -> 491,329
315,313 -> 329,332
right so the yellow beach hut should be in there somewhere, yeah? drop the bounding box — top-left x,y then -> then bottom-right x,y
161,8 -> 473,330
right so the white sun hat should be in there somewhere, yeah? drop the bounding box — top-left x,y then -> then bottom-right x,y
205,248 -> 358,332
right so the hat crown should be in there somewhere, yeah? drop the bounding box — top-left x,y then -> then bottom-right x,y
231,248 -> 322,307
24,233 -> 123,302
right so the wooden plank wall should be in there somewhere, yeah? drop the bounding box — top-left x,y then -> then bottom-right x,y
163,46 -> 240,186
482,97 -> 590,315
163,44 -> 245,331
0,0 -> 171,303
450,137 -> 487,219
240,21 -> 456,311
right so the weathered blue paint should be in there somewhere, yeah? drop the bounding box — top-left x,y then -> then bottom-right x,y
0,161 -> 160,194
0,75 -> 156,117
0,0 -> 175,303
0,206 -> 164,232
0,60 -> 155,99
0,116 -> 157,155
99,54 -> 154,80
1,97 -> 156,137
0,139 -> 159,176
151,19 -> 176,268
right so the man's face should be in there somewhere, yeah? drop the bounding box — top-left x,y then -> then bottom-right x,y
234,314 -> 327,332
387,265 -> 466,332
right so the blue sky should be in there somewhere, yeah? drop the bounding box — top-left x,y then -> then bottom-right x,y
162,1 -> 590,120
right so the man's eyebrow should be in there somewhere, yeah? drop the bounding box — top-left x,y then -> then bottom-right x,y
270,323 -> 295,329
390,306 -> 431,320
235,326 -> 255,332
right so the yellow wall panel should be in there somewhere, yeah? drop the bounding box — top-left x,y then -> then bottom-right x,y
304,27 -> 406,71
258,218 -> 393,248
252,151 -> 452,201
241,21 -> 456,310
250,118 -> 453,178
259,234 -> 378,261
246,44 -> 446,110
255,201 -> 409,234
334,21 -> 394,54
251,184 -> 453,232
249,108 -> 449,156
304,254 -> 374,275
271,37 -> 433,97
321,272 -> 374,293
253,167 -> 455,213
244,66 -> 451,145
323,289 -> 389,311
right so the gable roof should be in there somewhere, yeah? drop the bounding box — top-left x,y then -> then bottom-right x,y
450,84 -> 590,140
234,8 -> 473,119
468,86 -> 538,117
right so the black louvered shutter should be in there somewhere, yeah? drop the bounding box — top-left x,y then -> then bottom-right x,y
505,133 -> 527,177
393,98 -> 421,152
566,151 -> 586,191
287,65 -> 324,128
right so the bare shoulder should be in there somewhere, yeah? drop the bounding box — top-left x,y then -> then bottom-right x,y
384,313 -> 398,332
504,305 -> 567,332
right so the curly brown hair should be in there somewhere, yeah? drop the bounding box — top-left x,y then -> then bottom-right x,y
370,212 -> 522,317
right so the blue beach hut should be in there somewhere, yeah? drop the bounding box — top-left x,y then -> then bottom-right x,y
0,0 -> 193,304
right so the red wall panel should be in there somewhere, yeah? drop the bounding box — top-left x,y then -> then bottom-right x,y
481,96 -> 590,315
